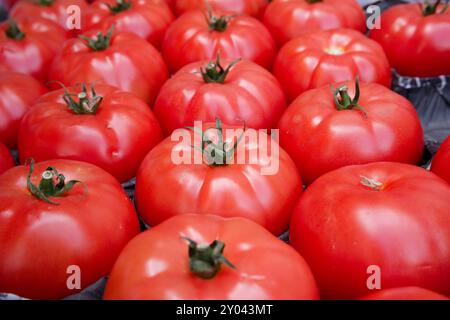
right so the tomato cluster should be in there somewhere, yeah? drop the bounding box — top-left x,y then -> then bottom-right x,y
0,0 -> 449,301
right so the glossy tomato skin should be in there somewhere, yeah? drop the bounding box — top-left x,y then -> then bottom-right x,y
104,214 -> 319,299
431,135 -> 450,184
0,159 -> 140,299
48,30 -> 168,105
278,81 -> 424,185
263,0 -> 366,46
273,28 -> 391,102
370,3 -> 450,77
86,0 -> 174,49
135,124 -> 302,236
174,0 -> 270,18
0,17 -> 67,82
0,72 -> 47,149
0,142 -> 14,175
18,84 -> 163,183
361,287 -> 449,300
154,59 -> 286,136
11,0 -> 90,35
162,10 -> 277,73
290,162 -> 450,299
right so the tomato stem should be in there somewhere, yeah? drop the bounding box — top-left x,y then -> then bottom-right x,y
26,159 -> 81,205
206,7 -> 233,32
38,0 -> 54,6
79,26 -> 114,51
360,175 -> 383,191
59,83 -> 103,115
201,53 -> 240,84
422,0 -> 449,16
186,118 -> 246,167
5,20 -> 25,40
333,76 -> 368,118
306,0 -> 322,3
107,0 -> 132,14
182,237 -> 236,279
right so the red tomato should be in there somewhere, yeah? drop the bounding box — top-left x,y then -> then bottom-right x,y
290,162 -> 450,299
10,0 -> 90,34
3,0 -> 19,10
370,2 -> 450,77
104,214 -> 319,299
263,0 -> 366,46
0,159 -> 140,299
0,18 -> 67,82
163,0 -> 175,10
135,120 -> 302,235
162,10 -> 276,73
273,28 -> 392,102
48,29 -> 168,105
0,142 -> 14,175
278,79 -> 424,185
361,287 -> 449,300
154,56 -> 286,136
86,0 -> 174,49
174,0 -> 270,18
431,135 -> 450,184
0,72 -> 47,149
18,84 -> 163,183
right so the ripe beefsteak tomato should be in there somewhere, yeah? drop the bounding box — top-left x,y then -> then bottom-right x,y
174,0 -> 270,18
370,1 -> 450,77
0,142 -> 14,175
104,214 -> 319,299
48,28 -> 168,105
0,72 -> 47,149
10,0 -> 90,35
135,119 -> 302,236
431,135 -> 450,184
290,162 -> 450,299
162,10 -> 276,73
0,18 -> 67,82
154,55 -> 286,136
86,0 -> 174,49
361,287 -> 449,300
18,84 -> 163,183
0,159 -> 140,299
273,28 -> 391,102
263,0 -> 366,46
278,79 -> 424,185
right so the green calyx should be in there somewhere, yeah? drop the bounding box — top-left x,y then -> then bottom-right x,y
186,118 -> 245,167
36,0 -> 55,6
333,77 -> 368,118
107,0 -> 132,14
79,26 -> 114,51
306,0 -> 322,3
26,159 -> 81,205
206,8 -> 233,32
5,20 -> 25,40
422,0 -> 449,16
201,53 -> 240,84
182,237 -> 236,279
61,83 -> 103,115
